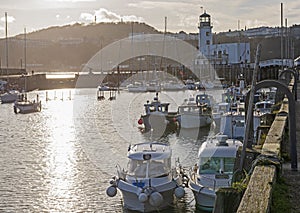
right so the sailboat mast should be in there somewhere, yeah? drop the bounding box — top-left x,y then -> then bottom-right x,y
5,12 -> 8,71
24,27 -> 27,72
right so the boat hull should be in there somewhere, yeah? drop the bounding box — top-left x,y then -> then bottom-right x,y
117,179 -> 179,212
180,113 -> 212,129
1,93 -> 19,104
189,179 -> 215,211
14,101 -> 41,114
142,113 -> 179,134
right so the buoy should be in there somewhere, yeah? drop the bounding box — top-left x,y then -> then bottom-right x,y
138,192 -> 148,203
106,186 -> 117,197
174,186 -> 185,199
149,192 -> 163,207
138,118 -> 143,125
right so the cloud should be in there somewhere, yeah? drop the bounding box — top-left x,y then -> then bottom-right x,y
80,8 -> 144,23
0,15 -> 16,23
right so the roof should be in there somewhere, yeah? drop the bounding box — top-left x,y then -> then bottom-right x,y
200,12 -> 210,18
198,137 -> 242,158
127,142 -> 172,160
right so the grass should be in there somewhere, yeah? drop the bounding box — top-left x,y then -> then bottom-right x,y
271,177 -> 291,213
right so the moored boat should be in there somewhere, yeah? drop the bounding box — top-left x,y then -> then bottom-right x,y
106,142 -> 185,212
188,135 -> 242,211
178,95 -> 212,129
138,93 -> 179,135
13,94 -> 41,114
1,90 -> 20,104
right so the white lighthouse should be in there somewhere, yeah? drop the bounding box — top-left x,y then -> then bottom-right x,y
198,12 -> 213,57
197,11 -> 250,65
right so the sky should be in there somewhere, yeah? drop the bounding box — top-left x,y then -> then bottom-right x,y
0,0 -> 299,38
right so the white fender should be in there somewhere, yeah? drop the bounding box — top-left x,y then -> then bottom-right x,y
149,192 -> 163,207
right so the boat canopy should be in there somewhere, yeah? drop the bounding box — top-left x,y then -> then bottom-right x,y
128,143 -> 171,160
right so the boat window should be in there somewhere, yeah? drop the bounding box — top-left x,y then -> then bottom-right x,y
234,120 -> 245,127
148,106 -> 156,112
127,158 -> 171,178
127,160 -> 147,178
199,157 -> 221,174
223,158 -> 235,174
148,159 -> 170,178
199,157 -> 236,174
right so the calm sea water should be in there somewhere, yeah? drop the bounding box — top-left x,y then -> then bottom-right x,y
0,88 -> 223,212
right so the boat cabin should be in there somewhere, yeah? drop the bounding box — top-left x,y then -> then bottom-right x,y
126,143 -> 172,179
197,135 -> 242,175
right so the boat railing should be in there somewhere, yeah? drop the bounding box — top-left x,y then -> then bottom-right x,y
116,164 -> 127,180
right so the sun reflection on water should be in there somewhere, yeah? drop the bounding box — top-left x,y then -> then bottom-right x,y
43,90 -> 78,211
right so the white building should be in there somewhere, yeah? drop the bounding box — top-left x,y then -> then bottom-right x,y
198,12 -> 250,65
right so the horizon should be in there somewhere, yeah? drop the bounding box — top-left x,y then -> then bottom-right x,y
0,1 -> 299,39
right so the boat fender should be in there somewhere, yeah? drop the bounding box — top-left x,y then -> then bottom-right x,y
138,118 -> 143,125
106,186 -> 117,197
149,192 -> 163,207
138,192 -> 148,203
174,186 -> 185,199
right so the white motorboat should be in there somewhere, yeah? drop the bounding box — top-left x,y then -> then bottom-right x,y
127,82 -> 147,93
178,96 -> 212,129
146,81 -> 161,92
106,142 -> 185,212
13,94 -> 41,114
188,135 -> 242,211
0,90 -> 20,104
162,80 -> 185,91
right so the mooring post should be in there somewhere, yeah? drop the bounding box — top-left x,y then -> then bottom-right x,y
239,44 -> 261,171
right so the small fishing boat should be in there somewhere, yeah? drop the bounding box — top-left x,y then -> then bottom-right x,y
138,93 -> 179,135
178,95 -> 212,129
106,142 -> 185,212
13,94 -> 41,114
188,135 -> 242,211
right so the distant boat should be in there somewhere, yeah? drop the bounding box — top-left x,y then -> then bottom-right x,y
13,94 -> 41,114
162,80 -> 185,91
0,90 -> 20,104
106,142 -> 185,212
127,81 -> 147,93
146,80 -> 161,92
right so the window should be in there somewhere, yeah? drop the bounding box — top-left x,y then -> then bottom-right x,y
206,40 -> 210,45
206,32 -> 210,36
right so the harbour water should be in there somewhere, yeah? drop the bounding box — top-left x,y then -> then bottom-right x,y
0,88 -> 224,212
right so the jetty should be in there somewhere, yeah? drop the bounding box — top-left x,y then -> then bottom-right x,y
214,69 -> 300,213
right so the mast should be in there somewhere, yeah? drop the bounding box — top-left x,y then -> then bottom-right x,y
280,3 -> 283,70
24,27 -> 27,72
5,12 -> 8,73
24,27 -> 27,91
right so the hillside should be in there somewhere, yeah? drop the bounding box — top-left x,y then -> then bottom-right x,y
0,22 -> 298,73
0,22 -> 161,72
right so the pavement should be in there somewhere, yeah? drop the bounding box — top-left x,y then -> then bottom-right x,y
282,80 -> 300,213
